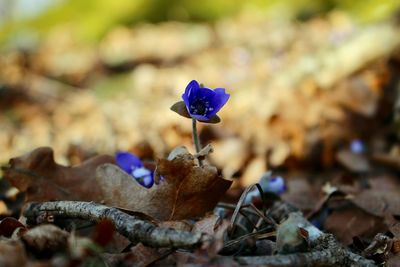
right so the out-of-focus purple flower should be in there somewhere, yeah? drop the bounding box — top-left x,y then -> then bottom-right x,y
115,152 -> 154,188
170,80 -> 230,123
244,173 -> 287,204
350,139 -> 365,154
259,174 -> 287,195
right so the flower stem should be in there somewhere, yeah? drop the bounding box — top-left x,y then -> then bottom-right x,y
192,118 -> 201,154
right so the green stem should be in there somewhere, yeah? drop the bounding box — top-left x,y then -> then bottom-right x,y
192,118 -> 201,153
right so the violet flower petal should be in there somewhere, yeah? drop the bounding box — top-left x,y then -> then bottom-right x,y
132,167 -> 154,188
182,80 -> 200,110
141,174 -> 154,188
115,152 -> 143,173
181,80 -> 230,121
207,88 -> 230,116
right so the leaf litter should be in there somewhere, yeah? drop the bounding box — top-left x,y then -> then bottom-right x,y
1,8 -> 400,267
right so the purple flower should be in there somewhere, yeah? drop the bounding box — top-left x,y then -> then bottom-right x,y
350,139 -> 365,154
259,174 -> 287,195
170,80 -> 230,123
115,152 -> 154,188
244,173 -> 287,204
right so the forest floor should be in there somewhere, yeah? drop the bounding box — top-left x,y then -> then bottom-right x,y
1,10 -> 400,266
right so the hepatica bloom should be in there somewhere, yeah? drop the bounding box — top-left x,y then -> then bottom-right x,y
350,139 -> 365,154
259,174 -> 287,195
115,152 -> 154,188
171,80 -> 230,123
245,174 -> 287,203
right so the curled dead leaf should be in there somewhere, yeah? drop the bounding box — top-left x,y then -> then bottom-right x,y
3,147 -> 115,203
96,150 -> 232,221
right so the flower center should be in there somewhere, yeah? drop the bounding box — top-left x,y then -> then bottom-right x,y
190,99 -> 213,115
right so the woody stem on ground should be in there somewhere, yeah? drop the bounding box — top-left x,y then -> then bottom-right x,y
23,201 -> 203,249
23,200 -> 377,267
231,236 -> 377,267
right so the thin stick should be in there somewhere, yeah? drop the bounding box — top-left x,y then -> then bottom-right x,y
223,226 -> 273,248
238,210 -> 259,230
249,202 -> 277,227
24,201 -> 202,249
217,202 -> 237,210
234,234 -> 376,267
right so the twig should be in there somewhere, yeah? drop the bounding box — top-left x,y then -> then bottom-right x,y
217,202 -> 260,217
223,226 -> 273,249
249,202 -> 277,227
223,192 -> 377,266
230,185 -> 259,231
222,234 -> 375,267
234,242 -> 376,267
23,201 -> 203,249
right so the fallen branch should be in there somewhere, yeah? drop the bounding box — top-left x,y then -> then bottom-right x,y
219,190 -> 377,267
23,201 -> 202,249
233,234 -> 376,267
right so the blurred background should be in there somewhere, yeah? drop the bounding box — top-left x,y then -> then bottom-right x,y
1,0 -> 400,188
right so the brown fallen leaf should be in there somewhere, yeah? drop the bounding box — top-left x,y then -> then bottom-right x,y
281,178 -> 320,212
336,149 -> 370,172
92,219 -> 130,253
3,147 -> 115,202
368,175 -> 400,192
21,224 -> 69,258
385,214 -> 400,238
362,233 -> 392,258
0,217 -> 26,238
351,190 -> 400,217
371,153 -> 400,171
393,239 -> 400,254
192,214 -> 221,236
126,243 -> 165,267
197,219 -> 230,257
388,255 -> 400,267
96,149 -> 232,221
92,219 -> 115,247
324,206 -> 386,245
0,239 -> 28,267
167,219 -> 230,265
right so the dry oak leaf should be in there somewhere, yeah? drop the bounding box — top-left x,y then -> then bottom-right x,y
3,147 -> 115,202
96,151 -> 232,221
0,239 -> 28,267
351,190 -> 400,217
324,206 -> 386,245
